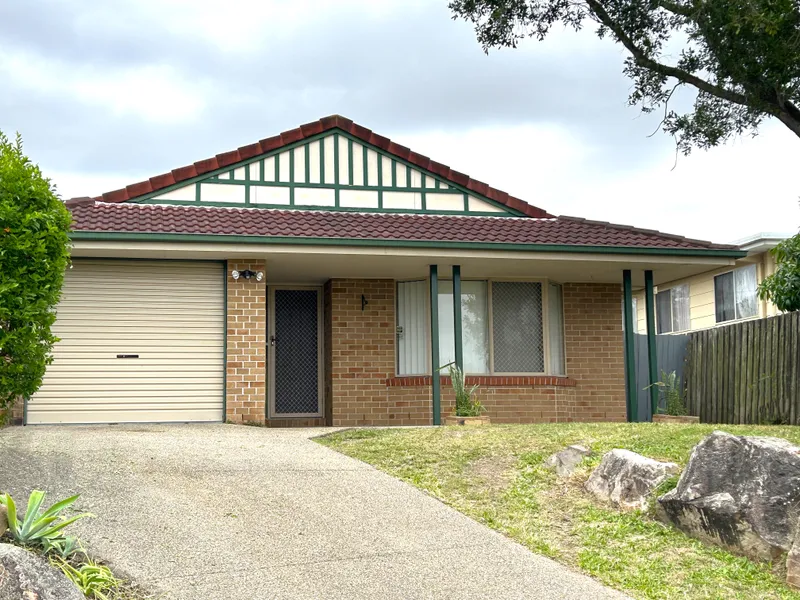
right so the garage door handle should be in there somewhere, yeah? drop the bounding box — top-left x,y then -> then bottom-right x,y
117,354 -> 139,359
270,336 -> 277,347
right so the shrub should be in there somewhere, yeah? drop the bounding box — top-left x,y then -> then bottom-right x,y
0,131 -> 71,412
650,370 -> 688,416
0,490 -> 91,549
445,363 -> 485,417
53,556 -> 123,600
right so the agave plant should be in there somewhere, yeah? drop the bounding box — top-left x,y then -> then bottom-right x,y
0,491 -> 92,548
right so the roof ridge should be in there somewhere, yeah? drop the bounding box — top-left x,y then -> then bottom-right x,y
556,215 -> 736,250
86,115 -> 554,219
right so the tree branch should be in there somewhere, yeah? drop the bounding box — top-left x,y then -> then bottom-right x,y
656,0 -> 694,18
585,0 -> 750,107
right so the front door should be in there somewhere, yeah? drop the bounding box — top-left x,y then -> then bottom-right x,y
268,286 -> 323,418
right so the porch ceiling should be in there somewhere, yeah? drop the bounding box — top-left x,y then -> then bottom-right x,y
72,240 -> 736,287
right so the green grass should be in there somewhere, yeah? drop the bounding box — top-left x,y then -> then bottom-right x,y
317,423 -> 800,600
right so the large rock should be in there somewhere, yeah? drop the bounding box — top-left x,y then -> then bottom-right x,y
658,431 -> 800,561
0,543 -> 84,600
788,534 -> 800,590
585,449 -> 679,511
544,445 -> 592,477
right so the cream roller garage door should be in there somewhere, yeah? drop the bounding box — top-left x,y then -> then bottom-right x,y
27,260 -> 225,424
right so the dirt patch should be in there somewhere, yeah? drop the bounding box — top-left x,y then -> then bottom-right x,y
466,455 -> 517,492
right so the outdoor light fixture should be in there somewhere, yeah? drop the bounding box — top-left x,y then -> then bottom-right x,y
231,270 -> 264,282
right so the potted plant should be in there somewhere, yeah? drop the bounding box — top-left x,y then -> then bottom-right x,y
442,363 -> 490,426
651,370 -> 700,424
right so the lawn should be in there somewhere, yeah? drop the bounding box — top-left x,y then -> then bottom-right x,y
317,423 -> 800,600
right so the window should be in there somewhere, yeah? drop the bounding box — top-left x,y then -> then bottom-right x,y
656,284 -> 689,333
395,280 -> 559,375
631,297 -> 639,333
714,264 -> 758,323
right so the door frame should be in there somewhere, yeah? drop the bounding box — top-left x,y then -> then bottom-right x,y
267,284 -> 324,419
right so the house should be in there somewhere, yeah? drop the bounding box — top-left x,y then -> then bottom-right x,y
632,232 -> 790,335
15,116 -> 745,426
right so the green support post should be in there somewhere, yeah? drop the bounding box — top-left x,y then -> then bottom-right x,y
644,270 -> 659,420
452,265 -> 463,374
430,265 -> 441,425
623,270 -> 638,422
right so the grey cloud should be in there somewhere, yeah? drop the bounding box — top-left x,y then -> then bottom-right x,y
0,0 -> 672,186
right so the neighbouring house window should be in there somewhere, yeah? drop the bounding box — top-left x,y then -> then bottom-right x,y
395,279 -> 556,376
656,284 -> 690,333
548,283 -> 566,375
714,264 -> 758,323
396,280 -> 427,375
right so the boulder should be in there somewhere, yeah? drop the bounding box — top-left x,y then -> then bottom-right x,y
657,431 -> 800,562
544,445 -> 592,477
0,543 -> 84,600
585,449 -> 679,511
788,534 -> 800,590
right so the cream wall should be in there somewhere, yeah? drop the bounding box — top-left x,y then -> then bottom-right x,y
633,250 -> 779,334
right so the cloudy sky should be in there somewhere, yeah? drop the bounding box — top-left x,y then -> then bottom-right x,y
1,0 -> 797,244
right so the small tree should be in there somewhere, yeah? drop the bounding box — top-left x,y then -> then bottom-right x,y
449,0 -> 800,153
0,132 -> 71,416
758,232 -> 800,312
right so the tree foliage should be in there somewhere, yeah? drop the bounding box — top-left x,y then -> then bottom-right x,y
0,131 -> 71,413
449,0 -> 800,152
758,232 -> 800,312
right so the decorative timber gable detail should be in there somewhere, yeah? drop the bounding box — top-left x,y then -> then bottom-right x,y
131,129 -> 520,216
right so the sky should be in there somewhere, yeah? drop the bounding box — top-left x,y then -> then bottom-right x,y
1,0 -> 798,245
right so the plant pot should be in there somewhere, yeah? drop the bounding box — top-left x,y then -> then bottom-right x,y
652,414 -> 700,424
444,415 -> 491,426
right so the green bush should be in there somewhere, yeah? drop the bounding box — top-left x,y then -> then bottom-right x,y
53,556 -> 123,600
0,490 -> 91,549
758,232 -> 800,312
445,363 -> 485,417
0,131 -> 71,412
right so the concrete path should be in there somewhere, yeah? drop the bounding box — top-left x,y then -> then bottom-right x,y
0,424 -> 629,599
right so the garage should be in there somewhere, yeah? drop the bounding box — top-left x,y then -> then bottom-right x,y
26,260 -> 225,425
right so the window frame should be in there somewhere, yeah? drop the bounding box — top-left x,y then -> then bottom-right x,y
395,277 -> 563,377
713,264 -> 760,324
655,283 -> 690,334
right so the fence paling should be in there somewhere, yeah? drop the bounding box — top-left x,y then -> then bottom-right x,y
683,312 -> 800,425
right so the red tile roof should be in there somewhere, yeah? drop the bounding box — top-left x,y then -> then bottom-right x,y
91,115 -> 553,219
67,201 -> 737,251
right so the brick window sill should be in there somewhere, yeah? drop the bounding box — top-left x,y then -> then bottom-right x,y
386,375 -> 576,388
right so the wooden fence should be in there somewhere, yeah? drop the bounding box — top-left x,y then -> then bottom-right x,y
685,311 -> 800,424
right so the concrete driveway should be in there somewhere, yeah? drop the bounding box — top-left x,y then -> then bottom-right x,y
0,424 -> 628,599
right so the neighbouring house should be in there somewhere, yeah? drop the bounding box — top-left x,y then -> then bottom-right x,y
632,232 -> 791,335
11,116 -> 745,427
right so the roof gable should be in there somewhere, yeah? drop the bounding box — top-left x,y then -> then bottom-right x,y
95,115 -> 553,218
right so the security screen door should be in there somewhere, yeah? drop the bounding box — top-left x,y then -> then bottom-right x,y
269,287 -> 322,417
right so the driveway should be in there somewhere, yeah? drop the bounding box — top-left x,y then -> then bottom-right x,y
0,424 -> 628,599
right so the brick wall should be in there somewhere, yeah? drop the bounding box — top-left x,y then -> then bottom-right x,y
329,279 -> 396,426
563,283 -> 626,421
226,261 -> 267,424
327,278 -> 625,426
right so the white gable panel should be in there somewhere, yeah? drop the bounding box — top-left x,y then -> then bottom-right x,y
250,161 -> 261,181
233,167 -> 246,180
381,156 -> 392,186
263,157 -> 276,182
323,136 -> 336,184
426,193 -> 463,211
294,146 -> 306,183
338,136 -> 349,185
308,141 -> 321,184
251,186 -> 290,205
352,143 -> 365,186
396,163 -> 407,188
340,190 -> 379,208
278,151 -> 291,182
366,149 -> 379,186
153,184 -> 195,202
295,188 -> 335,206
200,183 -> 245,203
468,196 -> 506,213
410,169 -> 422,188
383,191 -> 422,210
